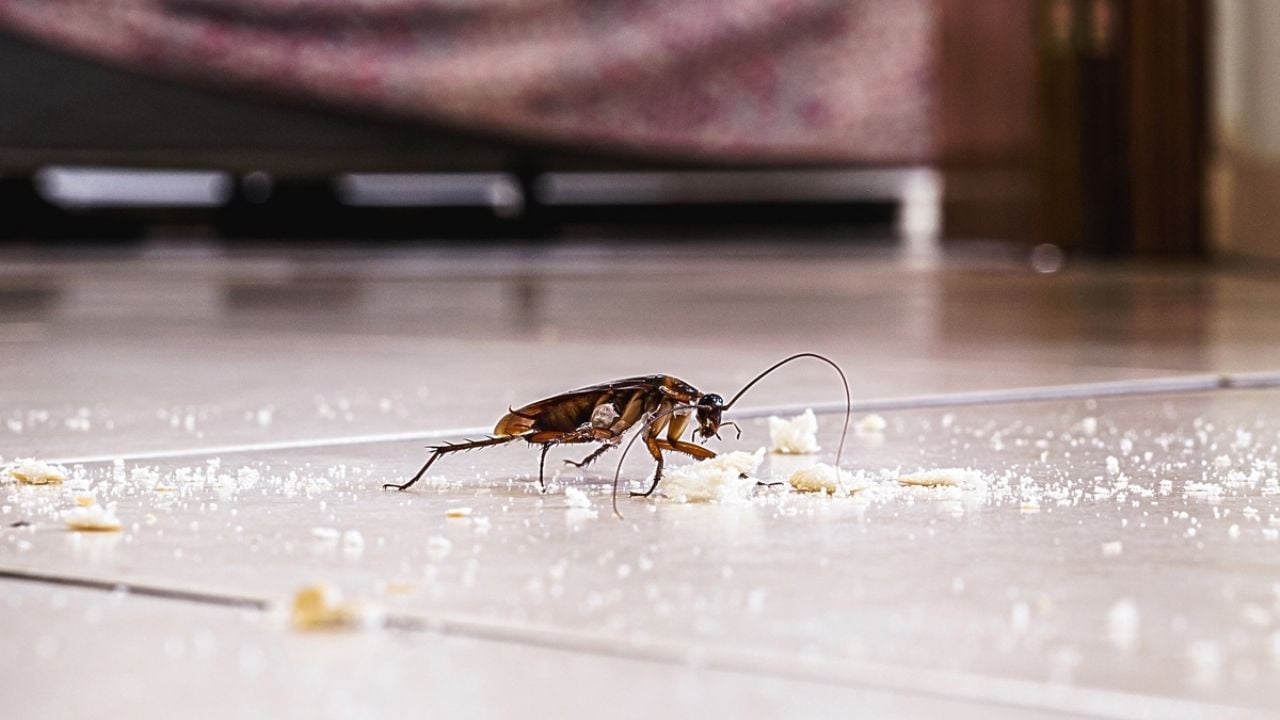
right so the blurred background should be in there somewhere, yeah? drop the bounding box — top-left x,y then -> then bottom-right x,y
0,0 -> 1266,263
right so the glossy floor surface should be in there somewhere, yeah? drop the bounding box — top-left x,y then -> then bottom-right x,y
3,239 -> 1280,719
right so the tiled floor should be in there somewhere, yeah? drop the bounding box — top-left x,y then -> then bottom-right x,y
2,239 -> 1280,718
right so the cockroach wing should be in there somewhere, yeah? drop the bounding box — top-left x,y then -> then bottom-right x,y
493,376 -> 674,436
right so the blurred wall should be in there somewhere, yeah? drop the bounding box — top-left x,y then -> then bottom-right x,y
936,0 -> 1037,245
1213,0 -> 1280,261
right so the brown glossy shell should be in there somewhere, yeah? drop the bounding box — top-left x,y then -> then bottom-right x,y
493,375 -> 701,436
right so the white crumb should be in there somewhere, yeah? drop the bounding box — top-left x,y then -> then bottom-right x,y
768,410 -> 820,454
788,463 -> 864,496
64,503 -> 122,532
426,536 -> 452,561
855,413 -> 887,435
7,458 -> 67,485
1101,541 -> 1123,557
342,530 -> 365,557
446,507 -> 473,518
898,468 -> 985,488
1019,500 -> 1041,513
563,486 -> 592,509
1107,598 -> 1140,650
662,449 -> 765,503
1078,417 -> 1098,436
1184,482 -> 1224,498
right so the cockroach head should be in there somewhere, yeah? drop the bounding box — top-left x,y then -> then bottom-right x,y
695,393 -> 724,438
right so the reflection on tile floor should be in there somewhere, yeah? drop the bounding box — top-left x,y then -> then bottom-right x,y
2,243 -> 1280,718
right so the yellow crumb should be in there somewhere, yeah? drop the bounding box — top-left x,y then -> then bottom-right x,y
899,470 -> 959,487
788,464 -> 864,495
383,581 -> 416,596
9,459 -> 67,485
64,504 -> 122,532
290,584 -> 357,630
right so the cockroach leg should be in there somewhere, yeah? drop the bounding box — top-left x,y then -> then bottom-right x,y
563,443 -> 612,469
631,433 -> 665,497
384,434 -> 527,492
537,442 -> 553,492
630,468 -> 664,498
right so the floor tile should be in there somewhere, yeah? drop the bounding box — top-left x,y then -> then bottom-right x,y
5,390 -> 1279,715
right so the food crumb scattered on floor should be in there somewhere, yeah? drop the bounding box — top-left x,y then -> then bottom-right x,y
768,410 -> 820,454
662,449 -> 765,503
7,458 -> 67,485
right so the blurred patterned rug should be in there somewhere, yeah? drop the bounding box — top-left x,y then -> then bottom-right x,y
0,0 -> 935,162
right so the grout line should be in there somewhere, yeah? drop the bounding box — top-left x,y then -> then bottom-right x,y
731,373 -> 1254,419
44,371 -> 1280,466
0,569 -> 266,610
45,426 -> 495,466
0,569 -> 1264,720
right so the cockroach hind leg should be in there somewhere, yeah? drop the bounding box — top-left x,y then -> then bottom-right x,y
383,450 -> 443,491
385,434 -> 526,492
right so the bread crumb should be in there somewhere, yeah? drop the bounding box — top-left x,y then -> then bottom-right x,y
289,584 -> 380,631
64,503 -> 122,532
7,458 -> 67,485
855,414 -> 887,435
768,410 -> 820,454
1184,482 -> 1223,498
899,468 -> 979,487
563,486 -> 592,509
446,507 -> 472,518
788,463 -> 863,496
662,449 -> 765,503
1101,540 -> 1123,556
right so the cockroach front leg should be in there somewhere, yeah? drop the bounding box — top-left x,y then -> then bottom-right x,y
632,432 -> 666,498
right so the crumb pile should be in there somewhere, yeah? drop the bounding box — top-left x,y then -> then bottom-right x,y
788,463 -> 864,496
7,458 -> 67,485
768,410 -> 821,454
661,449 -> 765,503
64,502 -> 122,531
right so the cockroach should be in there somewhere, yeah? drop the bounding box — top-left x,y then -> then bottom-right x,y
384,352 -> 851,514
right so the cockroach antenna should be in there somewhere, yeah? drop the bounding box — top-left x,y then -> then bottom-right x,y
721,352 -> 851,469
